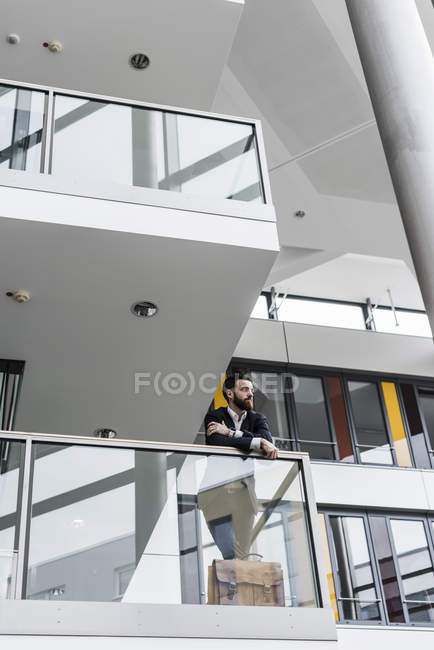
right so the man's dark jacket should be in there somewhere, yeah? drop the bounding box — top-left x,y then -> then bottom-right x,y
205,406 -> 273,452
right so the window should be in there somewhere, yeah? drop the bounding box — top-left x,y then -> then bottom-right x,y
374,308 -> 432,338
320,511 -> 434,626
346,381 -> 394,465
291,376 -> 336,461
277,297 -> 366,330
0,359 -> 25,431
250,371 -> 290,439
249,291 -> 432,339
250,294 -> 269,319
417,388 -> 434,463
328,515 -> 381,621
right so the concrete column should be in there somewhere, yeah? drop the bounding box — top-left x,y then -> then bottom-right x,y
134,450 -> 168,564
131,107 -> 159,188
346,0 -> 434,336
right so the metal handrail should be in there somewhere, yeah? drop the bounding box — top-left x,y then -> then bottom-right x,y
337,597 -> 381,603
0,77 -> 259,128
0,429 -> 307,460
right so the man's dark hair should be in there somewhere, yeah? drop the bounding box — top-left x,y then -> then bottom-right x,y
223,371 -> 253,403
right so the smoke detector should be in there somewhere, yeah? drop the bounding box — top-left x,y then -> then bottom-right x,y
43,40 -> 63,53
11,289 -> 31,304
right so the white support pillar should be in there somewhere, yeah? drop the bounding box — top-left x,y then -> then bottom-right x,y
346,0 -> 434,337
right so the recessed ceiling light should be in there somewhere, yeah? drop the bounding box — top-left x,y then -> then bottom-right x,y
93,428 -> 117,439
130,301 -> 158,318
129,53 -> 150,70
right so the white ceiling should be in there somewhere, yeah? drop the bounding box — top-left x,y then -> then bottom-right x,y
0,216 -> 275,441
272,253 -> 425,310
1,0 -> 431,310
0,0 -> 243,110
212,0 -> 434,311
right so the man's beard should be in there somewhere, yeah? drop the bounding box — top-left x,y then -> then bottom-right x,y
232,393 -> 253,411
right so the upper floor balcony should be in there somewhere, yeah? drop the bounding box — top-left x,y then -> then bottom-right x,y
0,79 -> 275,223
0,80 -> 279,445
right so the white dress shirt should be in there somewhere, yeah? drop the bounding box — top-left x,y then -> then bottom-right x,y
227,406 -> 261,451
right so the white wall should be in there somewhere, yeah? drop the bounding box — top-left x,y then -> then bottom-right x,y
234,318 -> 434,377
1,626 -> 433,649
311,462 -> 434,511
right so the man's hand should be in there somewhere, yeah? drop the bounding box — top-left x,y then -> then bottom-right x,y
207,420 -> 232,437
260,438 -> 279,459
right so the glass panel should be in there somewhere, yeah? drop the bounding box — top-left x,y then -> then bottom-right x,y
347,381 -> 393,464
318,514 -> 338,621
381,382 -> 412,467
278,298 -> 365,330
374,309 -> 432,338
0,84 -> 45,171
250,295 -> 268,319
390,519 -> 434,624
326,377 -> 354,463
369,516 -> 405,623
27,444 -> 318,608
329,516 -> 381,621
51,94 -> 263,202
293,376 -> 335,460
0,439 -> 24,599
400,384 -> 431,469
250,371 -> 289,441
418,389 -> 434,454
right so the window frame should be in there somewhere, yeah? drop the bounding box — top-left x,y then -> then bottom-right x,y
321,509 -> 434,627
342,375 -> 398,467
251,291 -> 431,338
286,369 -> 340,462
412,385 -> 434,468
232,358 -> 434,470
322,510 -> 387,625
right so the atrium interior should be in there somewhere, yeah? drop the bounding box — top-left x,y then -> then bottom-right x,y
0,0 -> 433,648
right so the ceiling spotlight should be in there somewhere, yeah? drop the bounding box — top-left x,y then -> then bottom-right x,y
93,428 -> 117,439
130,301 -> 158,318
129,53 -> 150,70
294,210 -> 306,218
6,34 -> 20,45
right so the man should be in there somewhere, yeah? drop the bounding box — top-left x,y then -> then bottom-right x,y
205,373 -> 278,459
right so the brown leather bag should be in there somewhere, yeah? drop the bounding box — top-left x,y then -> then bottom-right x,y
207,556 -> 285,607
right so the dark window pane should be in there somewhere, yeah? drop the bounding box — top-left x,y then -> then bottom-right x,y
369,516 -> 405,623
347,381 -> 393,464
418,389 -> 434,453
250,371 -> 289,440
293,376 -> 335,460
390,519 -> 434,624
329,516 -> 381,621
299,441 -> 335,461
401,384 -> 431,469
326,377 -> 354,462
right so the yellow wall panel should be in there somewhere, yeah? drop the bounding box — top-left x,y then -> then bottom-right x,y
382,381 -> 413,467
213,373 -> 227,409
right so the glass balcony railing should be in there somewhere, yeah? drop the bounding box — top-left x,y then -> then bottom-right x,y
0,81 -> 266,204
0,431 -> 334,638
